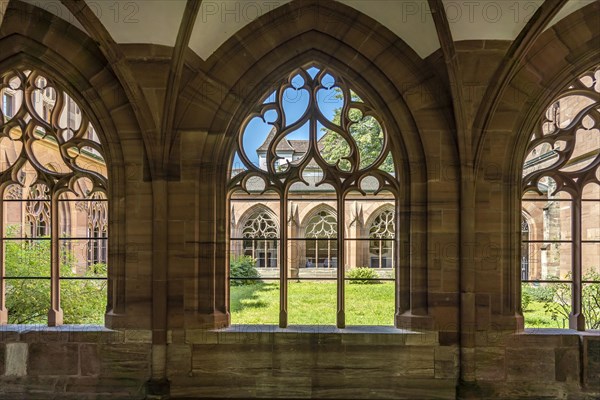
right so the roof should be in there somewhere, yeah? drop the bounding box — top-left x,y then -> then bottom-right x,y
257,129 -> 328,155
257,128 -> 295,153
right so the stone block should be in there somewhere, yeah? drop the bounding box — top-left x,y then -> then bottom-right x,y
97,344 -> 151,379
166,344 -> 192,378
80,344 -> 101,376
0,344 -> 5,375
475,347 -> 505,381
506,348 -> 555,382
555,347 -> 579,382
192,344 -> 273,372
28,343 -> 78,376
584,336 -> 600,389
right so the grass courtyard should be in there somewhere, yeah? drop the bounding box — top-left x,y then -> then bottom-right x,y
231,281 -> 587,329
231,281 -> 395,325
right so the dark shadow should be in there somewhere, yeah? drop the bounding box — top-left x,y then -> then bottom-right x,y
230,282 -> 278,313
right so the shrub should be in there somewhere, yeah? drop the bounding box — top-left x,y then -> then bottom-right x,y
346,267 -> 380,284
5,235 -> 107,325
538,271 -> 600,329
522,284 -> 555,311
230,255 -> 260,286
522,285 -> 533,311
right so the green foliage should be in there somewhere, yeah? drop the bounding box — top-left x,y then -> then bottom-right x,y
230,255 -> 260,286
5,227 -> 107,325
60,264 -> 107,325
521,284 -> 555,311
521,286 -> 532,311
346,267 -> 380,284
5,239 -> 51,324
320,92 -> 394,173
524,271 -> 600,329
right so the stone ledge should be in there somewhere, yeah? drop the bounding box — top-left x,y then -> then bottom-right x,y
183,325 -> 439,346
0,325 -> 129,344
523,328 -> 600,336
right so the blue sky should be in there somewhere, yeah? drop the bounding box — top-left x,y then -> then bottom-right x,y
233,67 -> 343,170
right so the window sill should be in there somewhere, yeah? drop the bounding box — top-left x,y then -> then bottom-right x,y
523,328 -> 600,336
183,324 -> 440,346
220,324 -> 415,334
0,324 -> 110,333
0,324 -> 143,343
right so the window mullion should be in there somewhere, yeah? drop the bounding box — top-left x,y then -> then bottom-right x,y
279,195 -> 288,328
570,198 -> 585,330
0,197 -> 6,324
48,195 -> 63,326
337,196 -> 345,328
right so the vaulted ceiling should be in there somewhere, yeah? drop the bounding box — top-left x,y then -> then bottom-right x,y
3,0 -> 594,60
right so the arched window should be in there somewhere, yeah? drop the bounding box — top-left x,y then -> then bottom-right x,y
242,211 -> 278,268
521,217 -> 530,281
369,209 -> 395,268
521,65 -> 600,330
0,69 -> 108,326
228,65 -> 399,327
305,210 -> 337,269
25,184 -> 51,238
85,193 -> 108,268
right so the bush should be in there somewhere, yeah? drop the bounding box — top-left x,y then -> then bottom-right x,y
522,284 -> 555,311
522,285 -> 533,311
536,271 -> 600,329
230,255 -> 260,286
5,235 -> 107,325
346,267 -> 380,284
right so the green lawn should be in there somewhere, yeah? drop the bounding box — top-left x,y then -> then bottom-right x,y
231,281 -> 395,325
523,300 -> 569,329
230,282 -> 581,328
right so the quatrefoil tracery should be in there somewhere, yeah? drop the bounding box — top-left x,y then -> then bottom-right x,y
523,67 -> 600,197
229,65 -> 398,197
0,69 -> 107,200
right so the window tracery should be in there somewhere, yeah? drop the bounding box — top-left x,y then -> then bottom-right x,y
25,184 -> 50,238
521,65 -> 600,330
228,64 -> 399,327
0,69 -> 108,326
305,210 -> 338,269
242,211 -> 278,268
369,209 -> 394,268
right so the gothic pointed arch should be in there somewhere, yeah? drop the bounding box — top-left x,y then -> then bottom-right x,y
0,24 -> 134,327
225,62 -> 410,328
519,64 -> 600,330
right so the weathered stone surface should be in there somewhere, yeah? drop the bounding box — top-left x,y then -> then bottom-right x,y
97,344 -> 151,379
584,336 -> 600,389
475,347 -> 505,381
555,347 -> 580,383
506,348 -> 555,382
0,344 -> 5,376
5,343 -> 28,377
28,343 -> 78,376
79,344 -> 101,377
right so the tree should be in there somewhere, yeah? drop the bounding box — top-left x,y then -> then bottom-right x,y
4,226 -> 107,325
320,94 -> 394,173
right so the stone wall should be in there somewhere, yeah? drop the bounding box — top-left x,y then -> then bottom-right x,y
1,327 -> 599,399
461,331 -> 600,399
0,327 -> 151,400
167,327 -> 457,400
